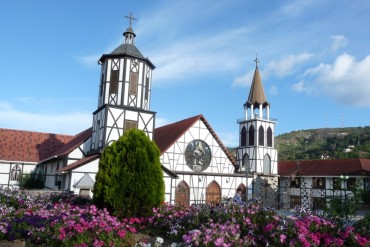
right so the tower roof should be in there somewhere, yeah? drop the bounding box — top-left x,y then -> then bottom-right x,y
98,14 -> 155,68
245,59 -> 269,109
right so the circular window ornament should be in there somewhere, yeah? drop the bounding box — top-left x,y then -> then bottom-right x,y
185,140 -> 212,172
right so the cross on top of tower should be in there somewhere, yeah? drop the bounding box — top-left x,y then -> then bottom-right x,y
125,12 -> 137,27
254,55 -> 259,68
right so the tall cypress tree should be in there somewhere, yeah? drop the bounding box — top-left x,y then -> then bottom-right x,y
93,129 -> 164,217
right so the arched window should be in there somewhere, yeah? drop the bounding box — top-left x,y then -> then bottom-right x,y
263,154 -> 271,174
259,126 -> 264,146
267,127 -> 273,147
249,125 -> 255,146
241,153 -> 250,172
241,127 -> 247,147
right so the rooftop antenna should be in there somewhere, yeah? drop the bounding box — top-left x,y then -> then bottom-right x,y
341,113 -> 344,128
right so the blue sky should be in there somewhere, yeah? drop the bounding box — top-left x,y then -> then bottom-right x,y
1,0 -> 370,147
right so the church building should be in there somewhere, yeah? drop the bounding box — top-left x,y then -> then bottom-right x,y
0,18 -> 252,206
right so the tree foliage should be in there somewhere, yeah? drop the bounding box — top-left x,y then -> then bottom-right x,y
93,129 -> 164,217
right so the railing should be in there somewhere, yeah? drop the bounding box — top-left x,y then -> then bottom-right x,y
237,115 -> 278,123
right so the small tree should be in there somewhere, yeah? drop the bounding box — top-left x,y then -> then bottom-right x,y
93,129 -> 165,217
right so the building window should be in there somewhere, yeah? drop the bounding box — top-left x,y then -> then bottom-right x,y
145,76 -> 150,101
364,178 -> 370,190
313,197 -> 326,210
109,60 -> 119,95
259,126 -> 264,146
290,177 -> 301,188
263,154 -> 271,174
241,127 -> 247,147
10,164 -> 22,181
347,178 -> 357,190
267,127 -> 272,147
249,125 -> 254,146
99,73 -> 104,97
333,177 -> 341,190
129,72 -> 138,95
241,153 -> 250,173
125,120 -> 138,131
313,177 -> 326,189
290,196 -> 301,208
54,174 -> 62,189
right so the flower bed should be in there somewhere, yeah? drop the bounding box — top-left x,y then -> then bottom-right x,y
1,187 -> 370,246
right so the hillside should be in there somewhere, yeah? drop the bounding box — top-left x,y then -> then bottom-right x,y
276,126 -> 370,161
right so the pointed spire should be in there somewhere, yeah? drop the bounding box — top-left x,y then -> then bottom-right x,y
123,12 -> 137,45
246,56 -> 269,108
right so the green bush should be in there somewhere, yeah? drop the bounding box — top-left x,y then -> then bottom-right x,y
20,173 -> 44,189
93,129 -> 165,218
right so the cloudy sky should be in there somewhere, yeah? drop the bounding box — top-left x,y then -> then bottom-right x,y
1,0 -> 370,147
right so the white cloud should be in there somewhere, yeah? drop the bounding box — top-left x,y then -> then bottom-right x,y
267,52 -> 313,78
303,53 -> 370,107
330,35 -> 347,52
231,69 -> 254,88
151,27 -> 249,85
0,102 -> 91,135
291,81 -> 310,93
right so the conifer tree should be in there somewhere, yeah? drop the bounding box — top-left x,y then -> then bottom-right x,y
93,129 -> 164,217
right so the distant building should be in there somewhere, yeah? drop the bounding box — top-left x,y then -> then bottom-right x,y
278,159 -> 370,210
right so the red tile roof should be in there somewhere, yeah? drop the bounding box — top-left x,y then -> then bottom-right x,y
0,128 -> 73,163
154,114 -> 236,166
58,154 -> 100,173
39,128 -> 92,163
278,158 -> 370,176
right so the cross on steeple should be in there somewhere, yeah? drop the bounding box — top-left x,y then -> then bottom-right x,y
125,12 -> 137,27
254,54 -> 259,68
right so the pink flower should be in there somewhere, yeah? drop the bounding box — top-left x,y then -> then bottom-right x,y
280,234 -> 287,243
263,223 -> 273,232
117,229 -> 126,238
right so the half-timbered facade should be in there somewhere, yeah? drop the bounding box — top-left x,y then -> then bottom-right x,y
278,159 -> 370,210
154,115 -> 245,205
89,21 -> 156,154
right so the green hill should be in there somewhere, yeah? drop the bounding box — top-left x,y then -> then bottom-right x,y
276,126 -> 370,161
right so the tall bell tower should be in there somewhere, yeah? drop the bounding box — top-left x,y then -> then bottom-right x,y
89,13 -> 156,153
236,58 -> 278,205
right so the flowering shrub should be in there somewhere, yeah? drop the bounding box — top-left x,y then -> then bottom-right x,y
1,187 -> 370,246
0,187 -> 136,246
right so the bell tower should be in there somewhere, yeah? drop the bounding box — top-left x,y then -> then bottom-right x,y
89,13 -> 156,153
236,58 -> 278,204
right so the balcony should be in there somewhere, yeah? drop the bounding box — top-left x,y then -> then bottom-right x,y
237,115 -> 277,124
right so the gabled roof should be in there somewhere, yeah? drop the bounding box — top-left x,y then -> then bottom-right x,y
0,128 -> 73,163
39,128 -> 92,163
245,67 -> 269,108
153,114 -> 236,166
278,158 -> 370,176
73,173 -> 95,189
